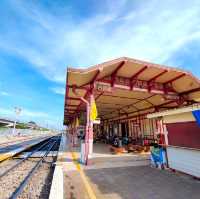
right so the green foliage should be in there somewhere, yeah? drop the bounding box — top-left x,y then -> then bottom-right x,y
16,123 -> 27,129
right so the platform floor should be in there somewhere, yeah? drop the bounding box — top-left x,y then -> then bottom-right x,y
85,165 -> 200,199
0,137 -> 45,153
56,135 -> 200,199
0,136 -> 49,161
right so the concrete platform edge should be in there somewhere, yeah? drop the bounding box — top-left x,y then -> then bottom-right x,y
0,135 -> 51,162
49,133 -> 65,199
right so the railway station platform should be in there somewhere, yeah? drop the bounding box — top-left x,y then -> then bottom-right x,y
0,135 -> 52,162
50,134 -> 200,199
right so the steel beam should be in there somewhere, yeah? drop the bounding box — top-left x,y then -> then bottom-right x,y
105,100 -> 179,121
100,94 -> 141,101
101,94 -> 156,117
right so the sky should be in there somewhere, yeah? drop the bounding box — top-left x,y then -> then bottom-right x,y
0,0 -> 200,129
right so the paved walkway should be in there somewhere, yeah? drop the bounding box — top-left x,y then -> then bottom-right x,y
57,135 -> 200,199
85,165 -> 200,199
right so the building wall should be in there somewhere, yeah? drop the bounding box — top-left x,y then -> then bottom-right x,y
163,112 -> 195,123
167,146 -> 200,178
166,121 -> 200,149
162,110 -> 200,177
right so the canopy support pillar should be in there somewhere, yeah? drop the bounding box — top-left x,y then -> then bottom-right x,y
72,87 -> 94,165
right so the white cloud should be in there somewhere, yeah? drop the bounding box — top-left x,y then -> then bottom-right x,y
50,87 -> 65,95
0,107 -> 48,119
0,91 -> 10,96
0,0 -> 200,83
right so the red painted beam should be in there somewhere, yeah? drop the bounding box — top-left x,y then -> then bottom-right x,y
148,70 -> 168,82
75,89 -> 90,113
111,61 -> 125,87
67,97 -> 81,101
64,72 -> 69,123
64,114 -> 75,118
129,104 -> 139,111
145,99 -> 154,106
130,65 -> 148,82
91,70 -> 101,84
95,92 -> 104,101
101,94 -> 141,101
164,73 -> 185,84
180,87 -> 200,95
66,104 -> 79,107
105,111 -> 153,122
80,69 -> 100,88
67,85 -> 88,90
65,108 -> 76,112
147,70 -> 167,92
111,61 -> 125,77
97,102 -> 123,106
97,77 -> 175,94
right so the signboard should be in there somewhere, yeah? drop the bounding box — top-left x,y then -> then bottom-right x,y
93,119 -> 101,124
95,82 -> 112,93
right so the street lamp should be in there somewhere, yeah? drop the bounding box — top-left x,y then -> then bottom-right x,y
13,107 -> 22,135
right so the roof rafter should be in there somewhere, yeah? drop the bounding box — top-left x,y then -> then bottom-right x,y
129,66 -> 148,89
164,73 -> 186,84
130,65 -> 148,81
180,87 -> 200,95
110,61 -> 125,87
148,70 -> 168,82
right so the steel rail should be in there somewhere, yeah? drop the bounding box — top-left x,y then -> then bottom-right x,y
10,139 -> 58,199
0,137 -> 53,178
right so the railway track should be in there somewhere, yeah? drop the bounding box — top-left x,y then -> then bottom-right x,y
0,135 -> 61,199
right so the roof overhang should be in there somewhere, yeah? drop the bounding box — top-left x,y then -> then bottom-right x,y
64,57 -> 200,125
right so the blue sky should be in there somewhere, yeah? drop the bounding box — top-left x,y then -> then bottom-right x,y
0,0 -> 200,129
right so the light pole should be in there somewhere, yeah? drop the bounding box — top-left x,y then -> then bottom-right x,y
13,107 -> 22,135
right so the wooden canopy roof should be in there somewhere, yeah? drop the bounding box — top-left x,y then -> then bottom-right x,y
64,57 -> 200,125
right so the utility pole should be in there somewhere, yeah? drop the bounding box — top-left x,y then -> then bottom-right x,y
13,107 -> 22,135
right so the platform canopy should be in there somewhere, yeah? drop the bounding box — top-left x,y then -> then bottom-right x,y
64,57 -> 200,125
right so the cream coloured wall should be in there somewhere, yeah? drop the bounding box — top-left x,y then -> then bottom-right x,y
163,112 -> 195,124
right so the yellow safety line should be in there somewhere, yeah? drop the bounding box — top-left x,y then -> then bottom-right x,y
0,153 -> 12,162
71,152 -> 97,199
